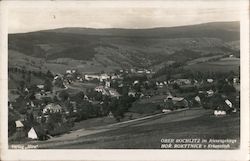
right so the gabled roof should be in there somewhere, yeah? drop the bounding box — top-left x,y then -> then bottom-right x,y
28,127 -> 38,139
30,126 -> 47,138
15,120 -> 24,128
225,99 -> 233,108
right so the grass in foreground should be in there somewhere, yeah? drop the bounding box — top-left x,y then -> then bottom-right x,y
51,110 -> 240,149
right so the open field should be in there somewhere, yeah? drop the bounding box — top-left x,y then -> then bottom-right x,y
71,112 -> 149,131
8,50 -> 47,72
185,57 -> 240,74
26,108 -> 240,149
55,111 -> 239,149
186,55 -> 225,65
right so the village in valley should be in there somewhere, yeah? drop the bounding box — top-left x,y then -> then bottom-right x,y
7,18 -> 241,149
8,54 -> 240,146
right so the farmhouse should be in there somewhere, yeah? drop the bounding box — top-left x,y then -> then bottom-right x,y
66,69 -> 76,74
111,75 -> 118,80
225,99 -> 233,108
172,97 -> 189,108
194,96 -> 201,103
137,70 -> 144,74
94,86 -> 121,98
94,86 -> 109,95
164,96 -> 189,109
214,110 -> 226,116
84,74 -> 100,81
15,120 -> 24,129
133,80 -> 139,85
207,79 -> 214,83
28,127 -> 38,139
15,120 -> 26,139
36,84 -> 44,89
156,82 -> 164,88
28,126 -> 47,140
43,103 -> 63,114
35,92 -> 54,100
145,70 -> 151,74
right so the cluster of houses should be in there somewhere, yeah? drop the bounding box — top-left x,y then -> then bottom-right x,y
9,67 -> 240,142
163,95 -> 189,110
84,73 -> 122,82
161,91 -> 236,116
94,85 -> 121,98
10,101 -> 73,141
64,68 -> 153,84
14,120 -> 48,141
130,68 -> 152,74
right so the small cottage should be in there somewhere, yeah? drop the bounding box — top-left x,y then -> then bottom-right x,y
28,126 -> 48,140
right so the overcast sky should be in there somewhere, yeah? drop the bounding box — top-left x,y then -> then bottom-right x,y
7,0 -> 241,33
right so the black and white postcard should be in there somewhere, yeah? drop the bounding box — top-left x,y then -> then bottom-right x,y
0,0 -> 249,161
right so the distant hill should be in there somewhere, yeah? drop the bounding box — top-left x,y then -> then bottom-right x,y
43,21 -> 240,41
8,21 -> 240,73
